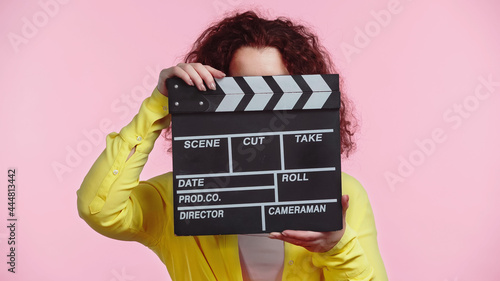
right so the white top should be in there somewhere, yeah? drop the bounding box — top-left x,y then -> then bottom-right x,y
238,234 -> 284,281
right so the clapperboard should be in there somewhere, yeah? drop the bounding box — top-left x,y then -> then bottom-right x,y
167,74 -> 342,236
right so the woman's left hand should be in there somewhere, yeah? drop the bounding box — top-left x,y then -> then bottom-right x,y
269,194 -> 349,253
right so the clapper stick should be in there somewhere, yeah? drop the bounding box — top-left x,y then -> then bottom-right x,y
168,74 -> 343,236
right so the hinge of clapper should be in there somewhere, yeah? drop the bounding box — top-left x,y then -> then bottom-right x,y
167,77 -> 211,113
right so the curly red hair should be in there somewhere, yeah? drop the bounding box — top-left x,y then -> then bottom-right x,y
182,11 -> 358,157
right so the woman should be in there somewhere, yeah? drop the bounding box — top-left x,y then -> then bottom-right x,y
77,10 -> 388,281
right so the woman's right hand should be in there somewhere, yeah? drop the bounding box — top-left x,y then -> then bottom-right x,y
156,63 -> 226,97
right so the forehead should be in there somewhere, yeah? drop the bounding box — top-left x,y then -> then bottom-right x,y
229,46 -> 289,76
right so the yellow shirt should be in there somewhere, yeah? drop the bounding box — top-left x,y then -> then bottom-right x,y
77,88 -> 388,281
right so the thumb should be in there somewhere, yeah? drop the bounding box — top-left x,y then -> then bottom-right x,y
341,194 -> 349,228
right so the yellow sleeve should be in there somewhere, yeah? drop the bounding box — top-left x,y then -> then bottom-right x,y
76,88 -> 171,247
312,173 -> 388,280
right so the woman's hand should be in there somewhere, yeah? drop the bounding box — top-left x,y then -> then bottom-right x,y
269,195 -> 349,253
156,63 -> 226,97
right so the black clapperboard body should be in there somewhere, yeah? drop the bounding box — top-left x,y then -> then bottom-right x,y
168,74 -> 342,236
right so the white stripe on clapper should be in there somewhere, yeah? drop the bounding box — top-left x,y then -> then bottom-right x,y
174,129 -> 333,141
216,77 -> 244,94
273,75 -> 302,110
245,94 -> 273,111
273,173 -> 279,202
261,205 -> 266,231
227,137 -> 233,173
178,199 -> 337,211
243,76 -> 274,111
215,77 -> 244,112
177,185 -> 275,194
243,76 -> 274,94
273,75 -> 302,93
302,75 -> 332,109
176,167 -> 336,179
279,134 -> 285,170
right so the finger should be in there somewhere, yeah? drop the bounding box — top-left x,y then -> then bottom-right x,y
177,63 -> 207,91
204,65 -> 226,79
268,231 -> 318,245
342,194 -> 349,212
341,194 -> 349,228
278,235 -> 316,248
169,66 -> 194,87
281,230 -> 323,242
191,63 -> 218,90
268,232 -> 283,239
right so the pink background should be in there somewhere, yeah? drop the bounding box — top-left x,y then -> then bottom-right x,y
1,0 -> 499,280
